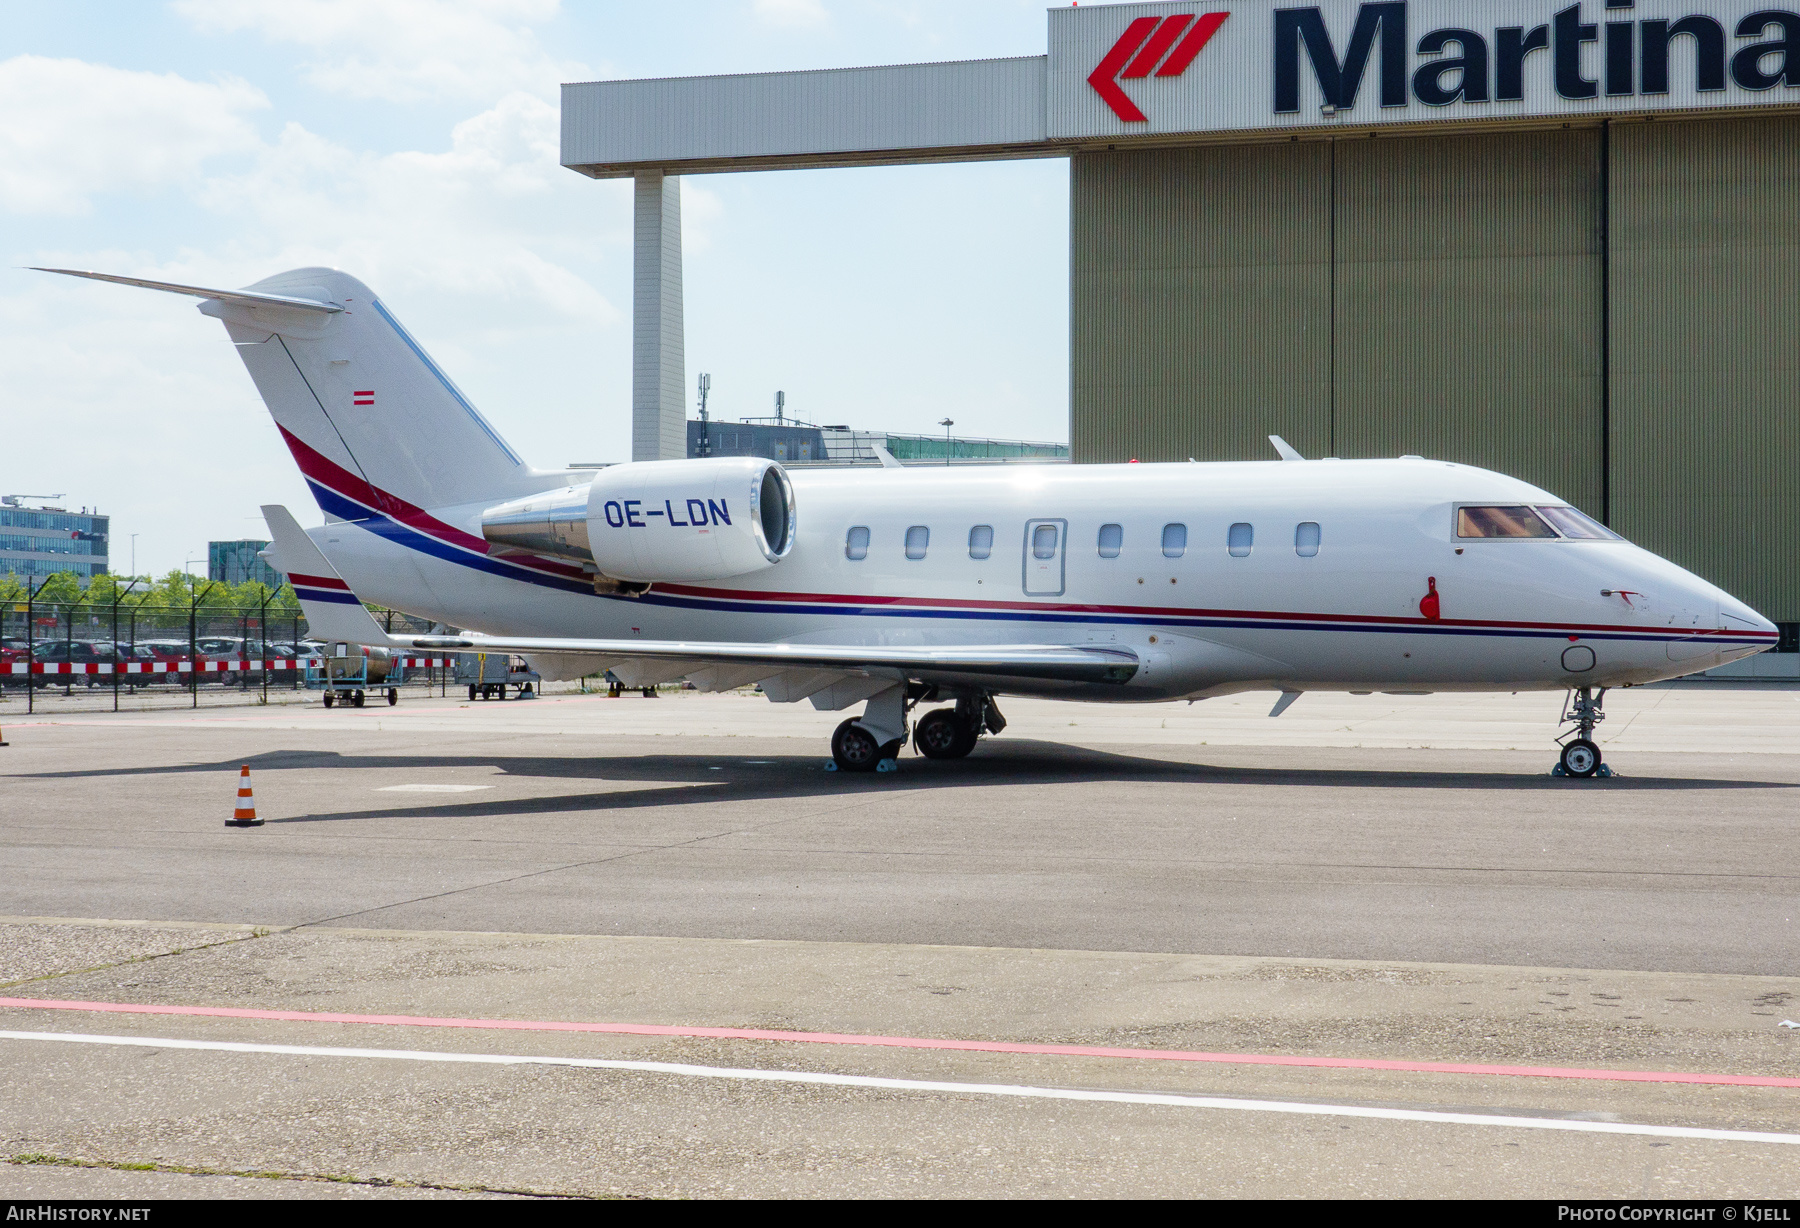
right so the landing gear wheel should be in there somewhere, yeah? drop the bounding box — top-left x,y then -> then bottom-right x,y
914,708 -> 978,759
387,688 -> 398,706
1560,739 -> 1601,778
352,690 -> 366,709
830,719 -> 881,773
323,692 -> 334,708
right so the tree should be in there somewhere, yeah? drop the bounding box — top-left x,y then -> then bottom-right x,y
32,572 -> 82,606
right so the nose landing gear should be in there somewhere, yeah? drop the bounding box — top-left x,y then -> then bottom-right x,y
1553,686 -> 1615,778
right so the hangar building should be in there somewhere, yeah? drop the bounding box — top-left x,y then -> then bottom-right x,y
562,0 -> 1800,636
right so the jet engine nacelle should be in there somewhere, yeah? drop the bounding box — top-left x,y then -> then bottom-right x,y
480,457 -> 795,584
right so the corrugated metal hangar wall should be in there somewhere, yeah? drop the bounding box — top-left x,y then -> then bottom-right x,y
1071,115 -> 1800,621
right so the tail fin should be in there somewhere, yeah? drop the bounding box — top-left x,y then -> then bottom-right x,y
261,504 -> 397,648
39,266 -> 561,515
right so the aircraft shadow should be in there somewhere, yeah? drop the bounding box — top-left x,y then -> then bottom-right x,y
8,740 -> 1790,826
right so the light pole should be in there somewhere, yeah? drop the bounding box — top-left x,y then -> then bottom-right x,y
129,533 -> 138,580
938,418 -> 954,466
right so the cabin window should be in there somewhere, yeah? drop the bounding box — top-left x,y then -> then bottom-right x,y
1161,523 -> 1186,558
1228,522 -> 1254,557
1295,522 -> 1321,557
845,526 -> 870,560
1456,506 -> 1556,538
1032,523 -> 1059,560
905,525 -> 929,560
1535,505 -> 1618,540
1097,523 -> 1123,558
969,525 -> 993,559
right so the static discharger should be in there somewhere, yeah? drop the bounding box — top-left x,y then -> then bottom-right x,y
226,765 -> 262,828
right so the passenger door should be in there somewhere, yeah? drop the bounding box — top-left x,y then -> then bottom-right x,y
1022,519 -> 1066,596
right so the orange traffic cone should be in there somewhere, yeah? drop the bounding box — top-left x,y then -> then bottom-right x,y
0,724 -> 8,747
226,764 -> 262,827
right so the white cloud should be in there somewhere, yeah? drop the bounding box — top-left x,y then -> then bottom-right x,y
173,0 -> 584,103
187,92 -> 619,327
0,56 -> 267,215
2,80 -> 634,578
753,0 -> 831,28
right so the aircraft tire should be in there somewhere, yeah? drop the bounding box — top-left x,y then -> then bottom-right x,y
830,719 -> 881,773
1560,738 -> 1601,778
914,708 -> 976,759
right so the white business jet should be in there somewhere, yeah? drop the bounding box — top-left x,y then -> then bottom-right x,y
40,267 -> 1779,777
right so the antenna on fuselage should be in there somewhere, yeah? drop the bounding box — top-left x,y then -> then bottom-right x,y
1269,435 -> 1305,462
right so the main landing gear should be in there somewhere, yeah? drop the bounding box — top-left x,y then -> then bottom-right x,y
913,695 -> 1006,761
1553,686 -> 1614,778
827,686 -> 1006,773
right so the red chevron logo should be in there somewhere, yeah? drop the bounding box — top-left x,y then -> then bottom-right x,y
1087,11 -> 1229,122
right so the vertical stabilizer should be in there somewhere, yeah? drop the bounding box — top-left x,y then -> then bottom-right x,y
211,269 -> 559,516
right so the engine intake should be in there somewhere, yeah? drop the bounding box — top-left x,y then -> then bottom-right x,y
480,457 -> 795,584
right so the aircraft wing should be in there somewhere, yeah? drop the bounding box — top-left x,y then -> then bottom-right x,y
400,633 -> 1138,685
261,504 -> 1137,687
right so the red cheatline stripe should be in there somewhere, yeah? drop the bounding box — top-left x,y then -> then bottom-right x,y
287,572 -> 351,591
1121,13 -> 1192,78
1,997 -> 1793,1088
1157,11 -> 1229,76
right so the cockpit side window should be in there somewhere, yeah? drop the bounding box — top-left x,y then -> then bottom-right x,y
1535,505 -> 1620,540
1455,506 -> 1557,538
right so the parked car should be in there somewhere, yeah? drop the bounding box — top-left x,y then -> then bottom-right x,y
113,643 -> 161,689
138,640 -> 195,686
30,640 -> 121,688
1,638 -> 27,686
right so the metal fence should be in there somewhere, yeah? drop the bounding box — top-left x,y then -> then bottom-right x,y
0,589 -> 451,713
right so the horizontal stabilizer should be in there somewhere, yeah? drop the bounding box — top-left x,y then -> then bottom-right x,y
34,268 -> 342,313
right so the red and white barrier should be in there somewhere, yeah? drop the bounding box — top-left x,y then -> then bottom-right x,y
4,657 -> 450,676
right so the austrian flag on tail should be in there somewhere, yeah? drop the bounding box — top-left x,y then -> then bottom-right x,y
1089,11 -> 1230,121
353,389 -> 374,406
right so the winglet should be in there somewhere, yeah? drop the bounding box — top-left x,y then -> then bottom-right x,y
1269,435 -> 1305,462
261,505 -> 397,648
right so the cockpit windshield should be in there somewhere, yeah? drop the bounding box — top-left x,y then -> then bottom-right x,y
1534,505 -> 1619,540
1456,506 -> 1556,538
1456,505 -> 1622,541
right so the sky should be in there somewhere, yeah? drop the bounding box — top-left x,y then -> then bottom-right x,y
0,0 -> 1069,580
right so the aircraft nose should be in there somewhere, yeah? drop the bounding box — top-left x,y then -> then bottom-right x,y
1719,594 -> 1779,637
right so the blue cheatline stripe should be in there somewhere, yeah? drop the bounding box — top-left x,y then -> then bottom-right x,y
293,587 -> 363,606
368,298 -> 521,466
307,482 -> 1776,648
306,481 -> 593,597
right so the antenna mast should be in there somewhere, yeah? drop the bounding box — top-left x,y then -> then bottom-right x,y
696,372 -> 712,457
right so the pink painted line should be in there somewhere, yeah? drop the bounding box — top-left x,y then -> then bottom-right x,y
2,996 -> 1795,1088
